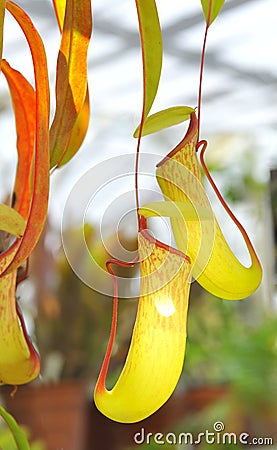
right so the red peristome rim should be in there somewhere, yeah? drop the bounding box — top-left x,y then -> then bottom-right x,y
156,112 -> 198,168
139,216 -> 190,263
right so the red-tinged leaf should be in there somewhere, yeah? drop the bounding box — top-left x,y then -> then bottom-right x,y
57,87 -> 90,167
133,106 -> 194,137
0,204 -> 25,237
52,0 -> 66,32
0,0 -> 5,63
135,0 -> 163,129
0,271 -> 40,385
1,59 -> 35,220
201,0 -> 225,26
1,1 -> 50,275
0,58 -> 35,273
51,0 -> 90,168
50,0 -> 92,168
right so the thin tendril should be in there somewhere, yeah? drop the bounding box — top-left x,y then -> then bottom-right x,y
196,2 -> 260,266
197,0 -> 212,144
135,3 -> 147,232
135,127 -> 144,232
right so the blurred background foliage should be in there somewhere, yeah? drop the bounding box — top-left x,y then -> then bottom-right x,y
0,424 -> 45,450
31,222 -> 138,382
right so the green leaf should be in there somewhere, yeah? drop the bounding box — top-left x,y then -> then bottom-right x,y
50,0 -> 92,168
133,106 -> 194,137
52,0 -> 66,32
0,204 -> 26,237
139,201 -> 212,221
135,0 -> 163,126
0,406 -> 30,450
1,59 -> 36,220
57,87 -> 90,167
201,0 -> 225,25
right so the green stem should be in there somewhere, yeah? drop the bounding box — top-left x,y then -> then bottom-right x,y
197,0 -> 212,143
